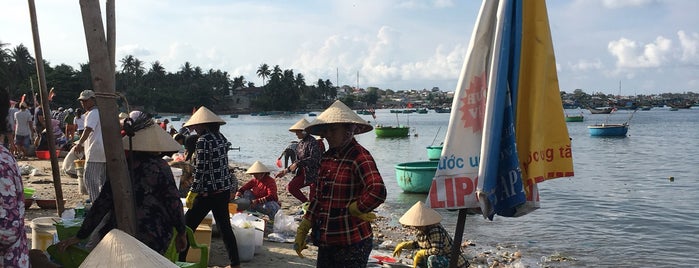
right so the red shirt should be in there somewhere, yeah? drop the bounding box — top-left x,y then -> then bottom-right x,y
237,174 -> 279,204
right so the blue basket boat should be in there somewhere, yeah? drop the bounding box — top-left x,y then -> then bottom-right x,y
394,161 -> 438,193
426,146 -> 443,161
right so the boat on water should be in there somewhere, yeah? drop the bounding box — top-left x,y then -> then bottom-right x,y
394,161 -> 437,193
375,125 -> 410,138
426,146 -> 443,161
587,123 -> 628,137
434,107 -> 451,113
565,114 -> 584,122
170,117 -> 181,122
229,114 -> 239,118
588,110 -> 635,137
588,107 -> 614,114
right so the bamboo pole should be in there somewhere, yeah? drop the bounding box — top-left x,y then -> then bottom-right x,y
26,0 -> 65,215
78,0 -> 137,236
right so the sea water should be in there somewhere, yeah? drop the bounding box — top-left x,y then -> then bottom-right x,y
190,107 -> 699,267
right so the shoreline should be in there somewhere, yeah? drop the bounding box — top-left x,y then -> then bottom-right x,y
19,157 -> 526,267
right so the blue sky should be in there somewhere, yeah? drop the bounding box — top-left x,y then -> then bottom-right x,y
2,0 -> 698,95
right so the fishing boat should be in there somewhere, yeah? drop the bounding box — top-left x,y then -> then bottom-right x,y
434,107 -> 451,113
565,114 -> 584,122
587,123 -> 628,137
394,161 -> 437,193
375,111 -> 411,138
588,110 -> 635,137
374,125 -> 410,137
588,107 -> 614,114
426,146 -> 443,161
170,117 -> 181,122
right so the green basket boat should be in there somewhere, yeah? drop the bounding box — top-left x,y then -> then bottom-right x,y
394,161 -> 438,193
426,146 -> 443,161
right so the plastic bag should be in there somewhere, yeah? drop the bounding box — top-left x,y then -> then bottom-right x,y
273,210 -> 298,235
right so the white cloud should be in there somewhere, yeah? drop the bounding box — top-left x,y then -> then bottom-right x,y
601,0 -> 656,9
677,30 -> 699,63
569,59 -> 604,72
608,36 -> 672,69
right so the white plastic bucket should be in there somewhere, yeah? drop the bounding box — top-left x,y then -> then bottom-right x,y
170,167 -> 182,190
250,218 -> 264,254
233,226 -> 255,262
31,217 -> 60,251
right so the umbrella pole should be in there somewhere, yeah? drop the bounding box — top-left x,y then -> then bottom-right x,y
449,209 -> 468,268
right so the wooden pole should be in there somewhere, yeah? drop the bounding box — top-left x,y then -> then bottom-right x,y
78,0 -> 137,236
448,209 -> 467,268
106,0 -> 115,69
26,0 -> 65,215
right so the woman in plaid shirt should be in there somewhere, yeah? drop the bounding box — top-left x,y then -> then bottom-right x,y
295,100 -> 387,267
182,106 -> 240,268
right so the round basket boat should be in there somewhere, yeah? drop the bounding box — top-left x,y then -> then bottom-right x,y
426,146 -> 443,161
394,161 -> 438,193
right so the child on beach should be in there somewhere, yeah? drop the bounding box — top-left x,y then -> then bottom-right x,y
236,161 -> 280,220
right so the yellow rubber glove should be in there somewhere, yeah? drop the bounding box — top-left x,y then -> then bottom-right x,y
294,218 -> 312,258
185,191 -> 198,209
392,241 -> 415,257
413,249 -> 428,268
348,201 -> 377,222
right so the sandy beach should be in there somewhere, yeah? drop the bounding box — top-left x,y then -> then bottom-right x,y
18,156 -> 524,267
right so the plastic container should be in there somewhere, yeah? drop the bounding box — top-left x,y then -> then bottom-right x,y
31,217 -> 60,250
23,188 -> 35,199
233,226 -> 255,262
55,219 -> 83,241
73,159 -> 85,169
170,167 -> 182,190
36,150 -> 61,160
228,203 -> 238,215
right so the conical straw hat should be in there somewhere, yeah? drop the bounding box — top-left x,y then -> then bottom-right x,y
79,229 -> 178,267
305,100 -> 372,135
122,124 -> 182,152
399,201 -> 442,226
289,118 -> 310,132
183,106 -> 225,127
246,161 -> 272,174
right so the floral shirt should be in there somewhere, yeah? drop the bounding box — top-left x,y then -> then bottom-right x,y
305,138 -> 387,246
0,146 -> 30,267
76,154 -> 185,254
237,174 -> 279,205
190,131 -> 234,193
295,134 -> 323,184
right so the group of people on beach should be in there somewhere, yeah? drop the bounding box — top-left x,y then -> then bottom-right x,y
1,87 -> 468,268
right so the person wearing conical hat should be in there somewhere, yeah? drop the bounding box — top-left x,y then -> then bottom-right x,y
57,113 -> 188,256
275,118 -> 323,206
294,100 -> 387,266
180,106 -> 240,268
392,201 -> 469,268
235,161 -> 281,219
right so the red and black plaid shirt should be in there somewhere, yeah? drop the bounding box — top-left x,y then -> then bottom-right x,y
305,138 -> 387,246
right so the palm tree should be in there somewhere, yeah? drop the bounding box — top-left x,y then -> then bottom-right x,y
9,44 -> 35,97
256,63 -> 270,85
0,41 -> 12,91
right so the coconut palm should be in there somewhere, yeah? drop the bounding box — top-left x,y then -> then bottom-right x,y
256,63 -> 270,85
